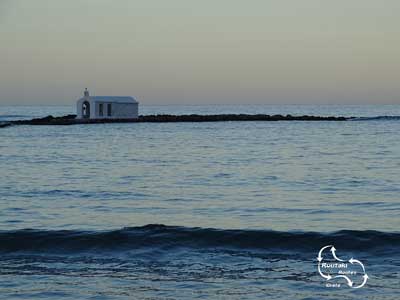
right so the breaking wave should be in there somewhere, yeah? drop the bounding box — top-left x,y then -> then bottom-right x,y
0,225 -> 399,254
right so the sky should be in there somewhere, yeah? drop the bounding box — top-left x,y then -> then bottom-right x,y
1,0 -> 400,105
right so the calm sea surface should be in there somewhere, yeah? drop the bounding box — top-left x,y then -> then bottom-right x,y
0,105 -> 399,299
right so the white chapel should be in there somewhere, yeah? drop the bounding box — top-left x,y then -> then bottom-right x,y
77,89 -> 139,119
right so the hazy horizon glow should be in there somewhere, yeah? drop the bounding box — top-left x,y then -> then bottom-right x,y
1,0 -> 400,105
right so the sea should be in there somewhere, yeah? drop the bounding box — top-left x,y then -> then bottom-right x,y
0,104 -> 399,299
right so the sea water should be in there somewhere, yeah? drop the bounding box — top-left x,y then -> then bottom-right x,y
0,105 -> 399,299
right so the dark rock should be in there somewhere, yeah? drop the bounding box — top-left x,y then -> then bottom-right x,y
8,113 -> 349,126
0,122 -> 12,128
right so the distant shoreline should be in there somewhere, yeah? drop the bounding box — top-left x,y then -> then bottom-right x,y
0,114 -> 349,127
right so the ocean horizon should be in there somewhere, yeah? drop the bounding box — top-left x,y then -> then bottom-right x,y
3,0 -> 400,297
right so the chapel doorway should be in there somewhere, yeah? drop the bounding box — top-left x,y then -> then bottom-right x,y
82,101 -> 90,119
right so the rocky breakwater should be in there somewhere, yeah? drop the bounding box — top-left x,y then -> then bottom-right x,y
4,114 -> 348,127
139,114 -> 348,122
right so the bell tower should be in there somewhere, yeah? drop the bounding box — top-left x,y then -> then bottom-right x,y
84,88 -> 89,98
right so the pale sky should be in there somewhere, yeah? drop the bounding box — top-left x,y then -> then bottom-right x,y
1,0 -> 400,105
